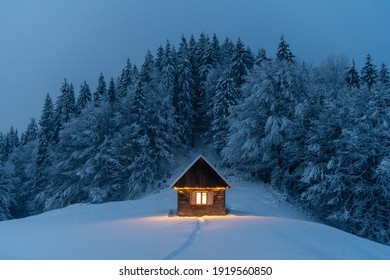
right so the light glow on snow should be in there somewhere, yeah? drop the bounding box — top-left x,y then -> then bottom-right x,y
0,176 -> 389,260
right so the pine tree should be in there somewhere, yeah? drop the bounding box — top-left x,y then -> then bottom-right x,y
77,80 -> 92,112
7,128 -> 37,218
254,48 -> 270,66
39,94 -> 55,143
210,70 -> 238,152
107,78 -> 117,105
160,41 -> 177,97
110,50 -> 159,199
211,33 -> 221,64
158,40 -> 179,138
61,83 -> 76,124
379,63 -> 390,85
193,33 -> 213,134
361,54 -> 377,89
221,37 -> 234,62
23,118 -> 39,144
345,60 -> 360,88
2,127 -> 19,160
94,73 -> 107,104
34,93 -> 55,209
140,50 -> 155,83
176,35 -> 195,146
231,38 -> 253,88
155,45 -> 165,73
0,161 -> 16,220
223,54 -> 306,184
276,35 -> 295,63
34,133 -> 49,195
52,79 -> 75,141
53,94 -> 63,143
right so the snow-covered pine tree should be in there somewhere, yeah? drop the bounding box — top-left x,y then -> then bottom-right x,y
299,87 -> 351,220
276,35 -> 295,63
255,48 -> 270,66
0,133 -> 5,162
220,37 -> 234,63
379,63 -> 390,86
345,59 -> 360,88
52,79 -> 76,142
223,39 -> 307,186
298,56 -> 353,219
155,45 -> 165,73
94,73 -> 107,105
209,70 -> 238,152
176,35 -> 195,146
0,161 -> 17,220
77,80 -> 92,112
152,40 -> 178,163
361,53 -> 377,89
44,95 -> 120,211
211,33 -> 221,64
20,118 -> 39,145
347,82 -> 390,243
363,158 -> 390,244
7,130 -> 37,218
33,94 -> 55,212
1,127 -> 19,160
107,78 -> 117,105
61,83 -> 76,124
230,38 -> 253,89
39,94 -> 55,143
221,64 -> 270,176
110,51 -> 158,198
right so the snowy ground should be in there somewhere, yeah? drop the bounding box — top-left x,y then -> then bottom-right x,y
0,165 -> 390,259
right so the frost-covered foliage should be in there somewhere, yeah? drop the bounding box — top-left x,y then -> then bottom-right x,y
0,161 -> 17,220
1,33 -> 390,246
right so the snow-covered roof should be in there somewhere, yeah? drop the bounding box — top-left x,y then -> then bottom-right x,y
170,155 -> 230,189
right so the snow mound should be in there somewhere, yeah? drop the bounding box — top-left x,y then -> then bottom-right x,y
0,178 -> 389,259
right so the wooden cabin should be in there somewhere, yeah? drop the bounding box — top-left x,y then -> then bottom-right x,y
171,155 -> 230,216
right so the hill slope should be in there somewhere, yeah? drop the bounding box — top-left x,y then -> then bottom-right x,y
0,173 -> 389,260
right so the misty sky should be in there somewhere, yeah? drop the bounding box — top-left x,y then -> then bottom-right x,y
1,0 -> 389,133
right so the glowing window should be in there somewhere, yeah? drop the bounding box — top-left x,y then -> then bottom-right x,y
196,192 -> 208,205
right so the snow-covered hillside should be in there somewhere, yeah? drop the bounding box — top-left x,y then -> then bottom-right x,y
1,171 -> 389,260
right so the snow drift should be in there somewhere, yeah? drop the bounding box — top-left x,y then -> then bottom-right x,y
0,178 -> 389,260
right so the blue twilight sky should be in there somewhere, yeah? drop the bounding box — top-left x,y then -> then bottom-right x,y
1,0 -> 389,133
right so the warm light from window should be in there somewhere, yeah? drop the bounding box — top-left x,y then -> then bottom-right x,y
196,192 -> 207,205
202,192 -> 207,204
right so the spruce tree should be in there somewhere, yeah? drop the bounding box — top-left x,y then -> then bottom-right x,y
107,78 -> 117,105
379,63 -> 390,85
210,70 -> 238,152
255,48 -> 270,66
61,83 -> 76,124
94,73 -> 107,104
221,37 -> 234,62
211,33 -> 221,64
35,94 -> 55,199
155,45 -> 165,73
0,161 -> 16,220
177,35 -> 195,146
345,60 -> 360,88
39,94 -> 54,143
23,118 -> 39,144
1,127 -> 19,161
77,80 -> 92,112
361,54 -> 377,89
276,35 -> 295,63
231,38 -> 253,88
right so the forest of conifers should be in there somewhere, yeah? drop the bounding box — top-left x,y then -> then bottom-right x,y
0,33 -> 389,245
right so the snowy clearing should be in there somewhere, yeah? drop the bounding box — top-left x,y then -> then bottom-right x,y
0,178 -> 389,260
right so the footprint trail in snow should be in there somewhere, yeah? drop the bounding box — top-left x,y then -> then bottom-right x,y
163,217 -> 207,260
